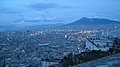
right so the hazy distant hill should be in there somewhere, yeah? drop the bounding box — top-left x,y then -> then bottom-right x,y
1,17 -> 120,31
0,23 -> 64,31
61,17 -> 120,30
68,17 -> 120,26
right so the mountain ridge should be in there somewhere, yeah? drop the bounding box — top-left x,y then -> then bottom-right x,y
68,17 -> 120,26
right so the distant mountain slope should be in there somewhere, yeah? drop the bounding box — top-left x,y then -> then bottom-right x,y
0,23 -> 64,31
61,17 -> 120,30
68,17 -> 120,26
1,17 -> 120,31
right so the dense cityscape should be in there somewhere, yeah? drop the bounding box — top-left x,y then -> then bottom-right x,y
0,22 -> 120,67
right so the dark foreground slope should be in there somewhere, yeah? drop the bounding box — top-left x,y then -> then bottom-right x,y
72,53 -> 120,67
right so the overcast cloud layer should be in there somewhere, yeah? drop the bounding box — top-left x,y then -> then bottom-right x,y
0,0 -> 120,25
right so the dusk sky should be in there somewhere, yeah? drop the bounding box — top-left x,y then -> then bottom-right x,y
0,0 -> 120,25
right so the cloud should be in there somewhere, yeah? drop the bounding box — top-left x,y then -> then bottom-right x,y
14,17 -> 64,23
28,2 -> 70,10
0,9 -> 18,14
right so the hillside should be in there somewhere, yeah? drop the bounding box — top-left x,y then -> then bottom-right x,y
68,17 -> 120,26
